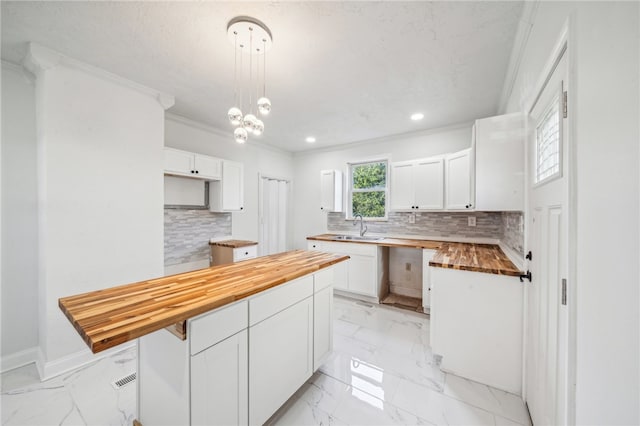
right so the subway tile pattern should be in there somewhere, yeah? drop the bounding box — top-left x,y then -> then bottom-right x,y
328,211 -> 503,239
501,212 -> 524,257
164,209 -> 231,266
328,211 -> 525,258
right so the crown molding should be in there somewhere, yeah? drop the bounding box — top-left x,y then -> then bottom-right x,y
293,120 -> 474,157
165,112 -> 293,157
21,43 -> 174,110
497,1 -> 540,114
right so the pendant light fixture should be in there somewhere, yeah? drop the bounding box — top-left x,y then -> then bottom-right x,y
227,17 -> 272,143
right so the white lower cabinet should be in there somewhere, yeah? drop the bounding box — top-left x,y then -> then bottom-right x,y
191,330 -> 248,426
313,268 -> 334,370
249,297 -> 313,425
138,267 -> 336,426
307,240 -> 384,301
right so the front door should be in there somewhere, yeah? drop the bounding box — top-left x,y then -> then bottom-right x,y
525,50 -> 569,425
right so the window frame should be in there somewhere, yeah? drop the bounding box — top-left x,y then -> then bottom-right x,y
533,92 -> 563,187
346,157 -> 390,221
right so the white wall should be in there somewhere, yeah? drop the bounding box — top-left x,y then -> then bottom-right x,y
24,45 -> 169,378
503,2 -> 639,424
1,62 -> 39,370
291,124 -> 472,249
164,115 -> 294,245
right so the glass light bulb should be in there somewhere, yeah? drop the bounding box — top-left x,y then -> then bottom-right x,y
243,113 -> 257,132
234,127 -> 248,144
228,107 -> 243,126
257,97 -> 271,115
253,119 -> 264,136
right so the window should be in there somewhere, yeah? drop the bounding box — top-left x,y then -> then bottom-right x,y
535,97 -> 561,184
347,160 -> 388,219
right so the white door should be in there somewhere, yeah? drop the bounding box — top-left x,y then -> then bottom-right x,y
414,157 -> 444,210
445,149 -> 472,210
190,330 -> 248,426
525,51 -> 569,426
390,162 -> 415,210
194,154 -> 221,180
259,175 -> 290,256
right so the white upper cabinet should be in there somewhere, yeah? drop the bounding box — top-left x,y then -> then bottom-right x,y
474,113 -> 525,211
414,158 -> 444,210
164,147 -> 221,180
390,157 -> 444,211
445,148 -> 474,210
209,160 -> 244,212
320,170 -> 343,212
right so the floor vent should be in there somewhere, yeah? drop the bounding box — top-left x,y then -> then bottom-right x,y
111,372 -> 136,390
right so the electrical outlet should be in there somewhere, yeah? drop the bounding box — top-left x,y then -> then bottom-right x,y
409,213 -> 416,224
468,216 -> 476,227
405,262 -> 411,271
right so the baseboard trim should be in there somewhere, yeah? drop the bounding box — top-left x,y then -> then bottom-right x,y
0,347 -> 39,374
37,341 -> 136,381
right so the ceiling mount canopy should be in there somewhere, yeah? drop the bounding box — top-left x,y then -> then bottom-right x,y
226,16 -> 273,144
227,16 -> 273,54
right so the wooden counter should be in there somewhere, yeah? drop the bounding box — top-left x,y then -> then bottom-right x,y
429,242 -> 521,277
307,234 -> 521,276
209,239 -> 258,248
59,250 -> 349,354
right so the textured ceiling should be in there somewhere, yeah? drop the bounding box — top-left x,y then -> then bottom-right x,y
1,1 -> 523,152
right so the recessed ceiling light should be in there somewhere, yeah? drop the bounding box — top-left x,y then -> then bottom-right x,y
410,112 -> 424,121
305,136 -> 316,143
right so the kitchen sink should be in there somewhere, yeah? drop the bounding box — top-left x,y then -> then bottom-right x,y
332,235 -> 383,242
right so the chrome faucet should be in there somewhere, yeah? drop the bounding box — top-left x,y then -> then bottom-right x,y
353,214 -> 368,237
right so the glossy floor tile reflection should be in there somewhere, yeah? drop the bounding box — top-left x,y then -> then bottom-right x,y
1,296 -> 529,426
267,296 -> 530,426
1,347 -> 136,426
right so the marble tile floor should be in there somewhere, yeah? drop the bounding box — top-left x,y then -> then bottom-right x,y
1,295 -> 530,426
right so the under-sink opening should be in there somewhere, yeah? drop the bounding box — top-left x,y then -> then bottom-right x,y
380,246 -> 425,314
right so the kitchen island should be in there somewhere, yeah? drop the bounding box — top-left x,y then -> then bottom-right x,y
59,249 -> 349,426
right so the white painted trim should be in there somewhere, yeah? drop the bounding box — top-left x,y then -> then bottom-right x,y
22,43 -> 174,109
165,112 -> 293,157
293,121 -> 474,157
498,1 -> 540,114
0,347 -> 39,374
37,342 -> 136,381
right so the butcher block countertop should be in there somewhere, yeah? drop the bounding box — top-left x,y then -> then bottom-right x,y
307,234 -> 443,250
307,234 -> 521,277
209,239 -> 258,248
59,250 -> 349,354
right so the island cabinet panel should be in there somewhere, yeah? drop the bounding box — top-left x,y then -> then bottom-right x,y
137,264 -> 338,426
249,296 -> 314,425
191,330 -> 248,426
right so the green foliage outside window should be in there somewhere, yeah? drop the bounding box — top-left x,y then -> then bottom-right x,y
351,162 -> 387,218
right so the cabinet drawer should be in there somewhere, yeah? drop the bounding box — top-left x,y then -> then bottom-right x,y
189,300 -> 248,355
314,267 -> 334,292
249,276 -> 313,326
233,245 -> 257,262
307,241 -> 323,250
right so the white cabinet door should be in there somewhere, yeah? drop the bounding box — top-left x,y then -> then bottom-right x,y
390,162 -> 415,210
191,330 -> 248,426
474,114 -> 525,211
194,154 -> 222,180
320,170 -> 343,212
313,286 -> 333,371
333,259 -> 349,291
164,148 -> 194,176
414,158 -> 444,210
249,297 -> 313,425
348,254 -> 376,297
210,160 -> 244,212
445,148 -> 473,210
